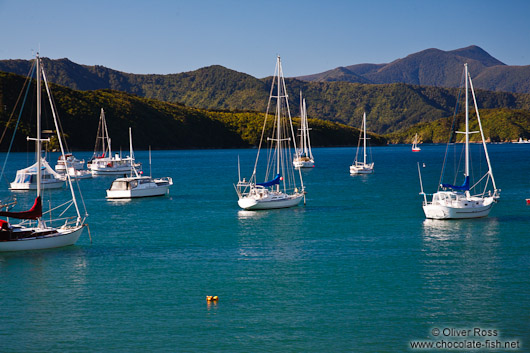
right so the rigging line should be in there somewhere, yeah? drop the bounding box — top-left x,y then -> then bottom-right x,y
0,61 -> 36,145
468,73 -> 498,192
253,63 -> 278,178
354,118 -> 362,163
439,67 -> 465,189
93,111 -> 102,156
41,63 -> 82,223
0,62 -> 37,184
47,85 -> 70,153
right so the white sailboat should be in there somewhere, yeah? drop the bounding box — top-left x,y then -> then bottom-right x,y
412,133 -> 421,152
293,91 -> 315,168
88,108 -> 138,175
10,158 -> 65,190
55,154 -> 85,172
0,54 -> 87,251
420,63 -> 500,219
350,112 -> 374,174
235,56 -> 305,210
106,129 -> 172,199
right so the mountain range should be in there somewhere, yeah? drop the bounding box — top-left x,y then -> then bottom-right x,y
296,45 -> 530,94
0,45 -> 529,137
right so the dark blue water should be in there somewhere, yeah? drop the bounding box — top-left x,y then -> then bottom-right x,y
0,144 -> 529,352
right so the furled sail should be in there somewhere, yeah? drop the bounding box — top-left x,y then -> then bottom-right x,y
257,174 -> 281,187
441,176 -> 470,191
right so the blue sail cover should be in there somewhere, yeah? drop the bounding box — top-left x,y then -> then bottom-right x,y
257,174 -> 281,187
441,176 -> 470,191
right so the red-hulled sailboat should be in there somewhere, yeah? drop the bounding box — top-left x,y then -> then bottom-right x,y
0,54 -> 87,252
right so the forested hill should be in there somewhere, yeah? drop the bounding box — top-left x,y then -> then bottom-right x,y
2,57 -> 530,135
387,109 -> 530,144
0,72 -> 384,151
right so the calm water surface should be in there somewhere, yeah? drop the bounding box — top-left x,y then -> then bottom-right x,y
0,144 -> 529,352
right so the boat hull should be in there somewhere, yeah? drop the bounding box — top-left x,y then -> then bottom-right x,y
10,180 -> 64,190
350,165 -> 374,174
0,226 -> 85,252
55,162 -> 84,172
423,197 -> 495,219
91,167 -> 133,175
106,185 -> 170,199
238,193 -> 303,210
293,159 -> 315,168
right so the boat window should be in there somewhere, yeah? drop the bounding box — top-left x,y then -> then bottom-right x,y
110,181 -> 128,190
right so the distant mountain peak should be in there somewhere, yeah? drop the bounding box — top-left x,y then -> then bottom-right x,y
449,45 -> 505,66
296,45 -> 513,88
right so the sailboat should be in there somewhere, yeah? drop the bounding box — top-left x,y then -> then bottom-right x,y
293,92 -> 315,168
420,63 -> 500,219
412,133 -> 421,152
350,112 -> 374,174
0,54 -> 87,251
235,56 -> 305,210
55,154 -> 85,172
106,129 -> 172,199
10,158 -> 65,190
88,108 -> 138,175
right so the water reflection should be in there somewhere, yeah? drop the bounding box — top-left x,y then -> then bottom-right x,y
419,218 -> 501,322
106,198 -> 133,204
237,209 -> 268,220
236,207 -> 309,263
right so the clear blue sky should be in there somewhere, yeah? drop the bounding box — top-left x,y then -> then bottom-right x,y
1,0 -> 528,78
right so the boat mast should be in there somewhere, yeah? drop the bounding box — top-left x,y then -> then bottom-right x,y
128,127 -> 138,177
304,98 -> 313,160
276,56 -> 281,192
465,63 -> 469,178
468,71 -> 498,194
303,98 -> 308,156
299,91 -> 304,156
149,145 -> 152,177
363,112 -> 367,165
102,109 -> 112,157
36,54 -> 42,198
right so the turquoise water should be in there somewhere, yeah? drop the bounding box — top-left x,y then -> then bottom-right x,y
0,144 -> 529,352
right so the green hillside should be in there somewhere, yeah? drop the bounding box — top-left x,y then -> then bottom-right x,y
387,108 -> 530,144
0,72 -> 383,151
2,57 -> 530,135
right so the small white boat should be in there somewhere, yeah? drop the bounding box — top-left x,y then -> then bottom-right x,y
419,63 -> 499,220
106,175 -> 172,199
350,112 -> 374,174
55,153 -> 84,172
64,167 -> 92,180
90,154 -> 136,175
0,53 -> 87,252
412,133 -> 421,152
88,108 -> 138,175
10,158 -> 64,190
235,56 -> 305,210
293,91 -> 315,168
106,129 -> 172,199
